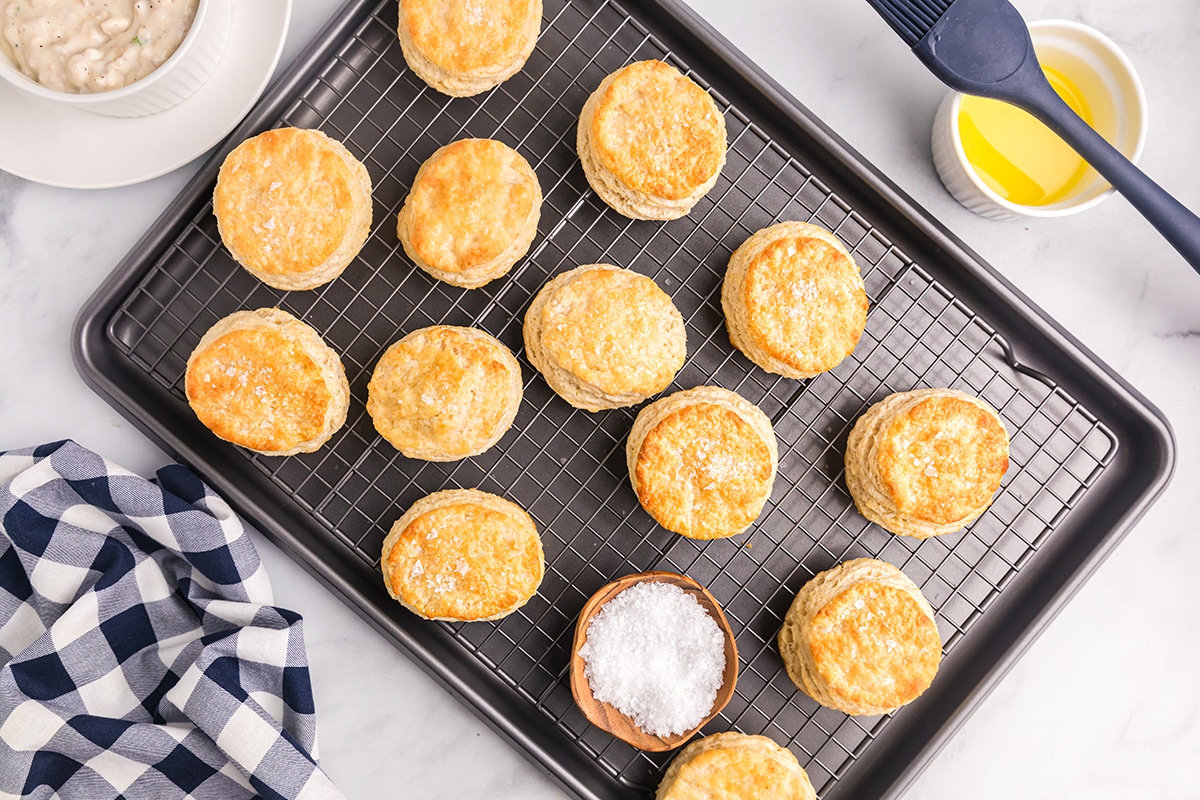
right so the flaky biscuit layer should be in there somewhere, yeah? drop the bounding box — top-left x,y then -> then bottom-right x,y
523,264 -> 686,411
577,60 -> 726,220
722,221 -> 868,379
214,128 -> 372,291
844,388 -> 1010,538
398,0 -> 541,96
627,386 -> 777,539
656,732 -> 816,800
367,326 -> 523,461
185,308 -> 349,456
397,138 -> 542,288
380,488 -> 544,621
778,558 -> 942,716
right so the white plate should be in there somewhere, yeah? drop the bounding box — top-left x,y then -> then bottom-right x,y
0,0 -> 292,189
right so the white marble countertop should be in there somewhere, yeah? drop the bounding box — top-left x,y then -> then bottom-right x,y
3,0 -> 1199,797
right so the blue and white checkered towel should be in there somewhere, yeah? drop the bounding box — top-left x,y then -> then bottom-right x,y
0,441 -> 345,800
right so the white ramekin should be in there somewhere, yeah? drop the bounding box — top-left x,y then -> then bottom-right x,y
0,0 -> 232,118
931,19 -> 1147,220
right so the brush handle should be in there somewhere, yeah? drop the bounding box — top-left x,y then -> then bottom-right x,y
1014,68 -> 1200,275
903,0 -> 1200,271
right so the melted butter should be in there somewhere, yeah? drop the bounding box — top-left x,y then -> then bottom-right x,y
958,65 -> 1093,206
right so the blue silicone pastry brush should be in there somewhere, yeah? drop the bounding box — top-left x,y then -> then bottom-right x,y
864,0 -> 1200,276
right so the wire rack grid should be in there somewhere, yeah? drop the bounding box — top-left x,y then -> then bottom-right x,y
106,0 -> 1118,795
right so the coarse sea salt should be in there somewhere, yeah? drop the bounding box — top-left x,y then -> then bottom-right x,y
578,581 -> 725,737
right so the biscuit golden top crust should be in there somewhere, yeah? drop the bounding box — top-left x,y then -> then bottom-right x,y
400,0 -> 539,73
636,404 -> 774,540
877,395 -> 1010,524
590,60 -> 726,201
185,328 -> 330,453
213,128 -> 358,278
808,581 -> 942,712
540,267 -> 686,396
367,326 -> 520,460
404,138 -> 540,276
383,497 -> 542,621
657,733 -> 815,800
743,233 -> 868,374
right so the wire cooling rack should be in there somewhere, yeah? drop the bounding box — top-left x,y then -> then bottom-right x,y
105,0 -> 1117,794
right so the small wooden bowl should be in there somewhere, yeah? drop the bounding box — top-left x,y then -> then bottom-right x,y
569,570 -> 739,752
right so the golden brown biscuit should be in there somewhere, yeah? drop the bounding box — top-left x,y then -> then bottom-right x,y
366,326 -> 523,461
380,488 -> 544,621
397,138 -> 542,289
844,388 -> 1010,539
627,386 -> 777,539
213,128 -> 372,291
722,221 -> 868,379
185,308 -> 349,456
656,732 -> 816,800
397,0 -> 541,97
778,558 -> 942,716
523,264 -> 686,411
577,60 -> 727,220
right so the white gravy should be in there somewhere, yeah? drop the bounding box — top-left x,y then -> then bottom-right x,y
2,0 -> 199,93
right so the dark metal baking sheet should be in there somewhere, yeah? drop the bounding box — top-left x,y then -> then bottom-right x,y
73,0 -> 1174,797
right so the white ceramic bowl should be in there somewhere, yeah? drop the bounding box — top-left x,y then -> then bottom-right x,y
0,0 -> 232,118
931,19 -> 1147,220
